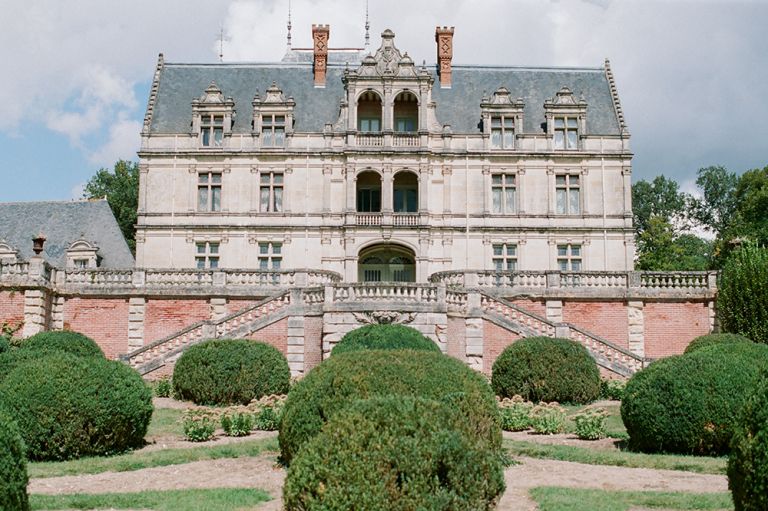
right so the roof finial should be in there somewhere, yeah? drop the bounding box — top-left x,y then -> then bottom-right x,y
364,0 -> 370,49
286,0 -> 293,50
218,25 -> 224,62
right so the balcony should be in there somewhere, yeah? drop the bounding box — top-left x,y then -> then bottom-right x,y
393,213 -> 419,227
393,133 -> 419,147
355,134 -> 383,147
356,213 -> 382,226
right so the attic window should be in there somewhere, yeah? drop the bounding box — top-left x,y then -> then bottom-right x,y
191,81 -> 235,149
66,240 -> 100,269
553,117 -> 578,150
201,114 -> 224,147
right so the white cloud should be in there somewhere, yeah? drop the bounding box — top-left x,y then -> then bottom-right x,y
87,116 -> 142,168
70,182 -> 86,200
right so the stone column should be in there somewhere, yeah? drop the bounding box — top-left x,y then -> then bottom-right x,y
627,300 -> 645,357
22,289 -> 50,338
128,297 -> 146,350
442,165 -> 452,214
287,288 -> 306,376
210,297 -> 228,321
50,295 -> 65,330
545,300 -> 563,323
465,290 -> 484,371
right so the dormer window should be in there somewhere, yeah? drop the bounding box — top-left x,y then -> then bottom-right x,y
252,82 -> 295,149
262,115 -> 286,147
481,87 -> 524,151
545,87 -> 587,151
554,117 -> 578,150
191,82 -> 235,149
66,239 -> 100,269
0,241 -> 19,263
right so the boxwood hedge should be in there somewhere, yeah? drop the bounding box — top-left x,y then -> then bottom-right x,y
491,336 -> 601,404
278,350 -> 500,464
20,331 -> 104,358
728,377 -> 768,511
331,324 -> 440,355
0,410 -> 29,511
684,332 -> 752,354
283,397 -> 505,510
622,343 -> 768,455
0,353 -> 153,461
172,339 -> 290,406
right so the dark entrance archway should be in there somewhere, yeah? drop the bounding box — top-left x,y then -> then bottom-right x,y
358,244 -> 416,282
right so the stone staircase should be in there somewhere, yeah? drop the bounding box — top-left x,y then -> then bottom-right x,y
121,291 -> 292,375
480,293 -> 644,376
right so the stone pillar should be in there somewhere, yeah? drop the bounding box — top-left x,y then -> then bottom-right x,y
545,300 -> 563,323
210,297 -> 228,321
442,165 -> 452,214
50,295 -> 65,330
22,289 -> 50,338
627,300 -> 645,357
465,316 -> 483,371
128,297 -> 146,350
382,165 -> 393,213
287,315 -> 306,377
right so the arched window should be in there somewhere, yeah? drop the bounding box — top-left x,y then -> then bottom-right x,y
356,171 -> 382,212
357,91 -> 382,132
393,171 -> 418,213
358,244 -> 416,282
393,91 -> 418,132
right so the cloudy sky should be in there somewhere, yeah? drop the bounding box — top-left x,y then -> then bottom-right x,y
0,0 -> 766,202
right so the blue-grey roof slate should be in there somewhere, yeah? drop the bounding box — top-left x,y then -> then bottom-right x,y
149,61 -> 622,136
0,200 -> 135,268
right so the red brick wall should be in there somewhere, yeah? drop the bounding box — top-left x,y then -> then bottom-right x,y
303,316 -> 324,373
144,299 -> 210,343
508,298 -> 546,317
483,319 -> 521,373
644,301 -> 711,358
226,299 -> 263,315
446,316 -> 466,362
0,290 -> 24,331
562,301 -> 629,349
63,297 -> 129,359
248,316 -> 288,355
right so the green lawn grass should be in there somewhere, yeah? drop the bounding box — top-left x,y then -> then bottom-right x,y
505,440 -> 727,474
530,487 -> 732,511
31,488 -> 270,511
145,407 -> 184,440
29,437 -> 278,479
562,402 -> 628,439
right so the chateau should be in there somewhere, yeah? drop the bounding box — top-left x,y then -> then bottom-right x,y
0,25 -> 716,379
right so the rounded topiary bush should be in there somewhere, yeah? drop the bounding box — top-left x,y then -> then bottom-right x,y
331,323 -> 440,355
491,337 -> 600,404
0,411 -> 29,511
20,330 -> 103,358
0,353 -> 153,461
0,350 -> 44,386
279,350 -> 500,465
172,339 -> 290,406
622,343 -> 768,455
728,377 -> 768,511
284,397 -> 505,510
0,336 -> 10,354
684,333 -> 752,354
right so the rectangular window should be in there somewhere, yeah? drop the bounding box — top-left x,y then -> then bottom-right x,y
262,115 -> 286,147
195,242 -> 220,269
197,172 -> 222,212
200,114 -> 224,147
258,242 -> 282,270
259,172 -> 284,212
358,118 -> 381,132
553,116 -> 578,150
490,116 -> 515,149
491,174 -> 516,214
357,188 -> 382,212
557,244 -> 582,271
555,174 -> 581,215
395,118 -> 416,132
492,243 -> 517,271
74,259 -> 88,269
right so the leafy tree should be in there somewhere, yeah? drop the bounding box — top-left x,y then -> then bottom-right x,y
689,165 -> 738,239
717,243 -> 768,344
83,160 -> 139,253
636,216 -> 711,271
632,175 -> 687,236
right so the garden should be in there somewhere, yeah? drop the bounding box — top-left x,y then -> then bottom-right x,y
1,245 -> 768,510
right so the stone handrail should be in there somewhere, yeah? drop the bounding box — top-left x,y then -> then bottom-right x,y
393,213 -> 419,227
356,213 -> 382,226
0,261 -> 30,279
639,272 -> 713,290
393,133 -> 419,147
568,324 -> 645,375
480,293 -> 556,338
63,269 -> 134,286
332,283 -> 438,303
355,133 -> 383,146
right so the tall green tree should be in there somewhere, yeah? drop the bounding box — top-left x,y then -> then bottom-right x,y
635,216 -> 711,271
632,175 -> 687,236
83,160 -> 139,253
689,165 -> 738,239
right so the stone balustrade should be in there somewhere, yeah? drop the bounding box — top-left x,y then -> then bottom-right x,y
480,294 -> 556,338
332,283 -> 438,303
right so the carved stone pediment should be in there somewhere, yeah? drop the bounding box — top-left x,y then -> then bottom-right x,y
353,311 -> 416,325
355,29 -> 418,78
195,82 -> 230,105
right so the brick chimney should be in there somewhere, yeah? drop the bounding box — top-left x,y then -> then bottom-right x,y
312,24 -> 330,87
435,26 -> 455,89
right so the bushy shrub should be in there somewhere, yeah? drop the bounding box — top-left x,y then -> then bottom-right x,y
182,410 -> 216,442
221,412 -> 254,437
574,408 -> 608,440
0,336 -> 10,354
254,406 -> 280,431
530,402 -> 566,435
497,396 -> 533,432
717,243 -> 768,344
283,397 -> 505,511
684,333 -> 752,354
0,353 -> 153,461
622,343 -> 768,455
728,378 -> 768,511
279,350 -> 500,464
172,339 -> 290,406
154,377 -> 172,398
330,323 -> 440,355
491,337 -> 601,404
600,378 -> 626,401
0,350 -> 40,385
20,330 -> 104,358
0,410 -> 29,511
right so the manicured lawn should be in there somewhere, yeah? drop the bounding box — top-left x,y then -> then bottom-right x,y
31,488 -> 271,511
505,440 -> 727,474
146,407 -> 184,440
29,437 -> 278,478
530,487 -> 732,511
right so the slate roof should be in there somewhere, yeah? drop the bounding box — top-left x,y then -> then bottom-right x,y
0,200 -> 135,268
149,61 -> 622,136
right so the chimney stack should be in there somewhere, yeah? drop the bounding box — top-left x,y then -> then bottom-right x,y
435,26 -> 455,89
312,24 -> 330,88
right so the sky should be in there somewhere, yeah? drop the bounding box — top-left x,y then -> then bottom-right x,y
0,0 -> 766,202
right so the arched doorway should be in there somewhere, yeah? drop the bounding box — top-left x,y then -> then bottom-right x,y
393,170 -> 418,213
356,170 -> 382,212
358,244 -> 416,282
393,91 -> 418,132
357,91 -> 382,132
